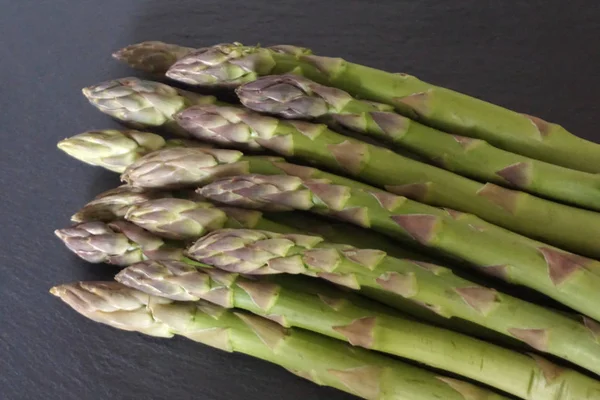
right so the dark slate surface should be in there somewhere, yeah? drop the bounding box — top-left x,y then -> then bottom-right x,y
1,1 -> 599,399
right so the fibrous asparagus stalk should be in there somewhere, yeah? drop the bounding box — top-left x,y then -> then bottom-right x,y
58,129 -> 208,173
175,104 -> 600,258
82,77 -> 217,137
52,282 -> 511,400
185,228 -> 600,380
166,42 -> 600,173
117,260 -> 600,398
198,175 -> 600,321
113,41 -> 195,74
237,75 -> 600,211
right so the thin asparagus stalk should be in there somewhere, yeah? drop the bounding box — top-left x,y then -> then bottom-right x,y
185,228 -> 600,380
116,259 -> 600,399
166,42 -> 600,173
197,174 -> 600,322
58,129 -> 208,173
51,281 -> 509,400
82,77 -> 218,138
237,74 -> 600,211
173,103 -> 600,259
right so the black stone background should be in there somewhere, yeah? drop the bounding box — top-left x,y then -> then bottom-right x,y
1,1 -> 599,399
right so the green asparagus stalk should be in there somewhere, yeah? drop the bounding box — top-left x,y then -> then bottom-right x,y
82,77 -> 218,138
116,260 -> 600,398
112,41 -> 195,74
185,228 -> 600,380
58,129 -> 208,173
121,147 -> 376,191
236,75 -> 600,211
63,188 -> 512,340
166,42 -> 600,173
197,175 -> 600,320
52,282 -> 509,400
121,146 -> 600,280
174,104 -> 600,259
67,186 -> 427,261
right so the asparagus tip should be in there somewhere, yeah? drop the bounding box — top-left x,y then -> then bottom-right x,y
49,286 -> 61,297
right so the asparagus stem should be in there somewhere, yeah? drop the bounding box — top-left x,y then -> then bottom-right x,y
197,175 -> 600,324
167,43 -> 600,173
184,228 -> 600,381
51,281 -> 510,400
237,74 -> 600,211
116,260 -> 600,399
173,103 -> 600,259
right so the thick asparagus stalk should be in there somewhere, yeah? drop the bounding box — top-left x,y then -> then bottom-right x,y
166,42 -> 600,173
174,103 -> 600,258
198,175 -> 600,321
58,129 -> 208,173
116,260 -> 600,398
52,282 -> 509,400
82,77 -> 218,137
112,41 -> 195,74
185,228 -> 600,379
237,75 -> 600,211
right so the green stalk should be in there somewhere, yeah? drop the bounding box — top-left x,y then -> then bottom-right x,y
167,43 -> 600,173
116,260 -> 600,399
186,229 -> 600,383
198,175 -> 600,325
237,75 -> 600,211
174,104 -> 600,259
64,187 -> 510,342
52,281 -> 510,400
121,147 -> 600,281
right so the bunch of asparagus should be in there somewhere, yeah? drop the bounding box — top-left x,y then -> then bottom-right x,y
51,40 -> 600,400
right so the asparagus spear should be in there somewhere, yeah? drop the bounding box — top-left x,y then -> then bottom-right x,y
185,228 -> 600,380
116,260 -> 600,398
112,41 -> 195,74
58,129 -> 208,173
122,146 -> 600,280
52,282 -> 509,400
66,187 -> 427,261
166,42 -> 600,173
121,147 -> 376,191
82,77 -> 218,138
174,104 -> 600,258
197,175 -> 600,320
237,75 -> 600,211
63,189 -> 508,340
